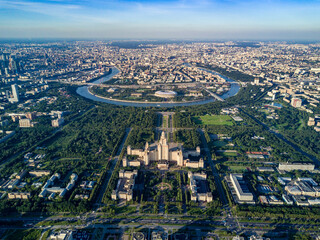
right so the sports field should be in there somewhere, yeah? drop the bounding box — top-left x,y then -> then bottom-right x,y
228,165 -> 248,171
213,141 -> 227,147
218,151 -> 238,157
194,115 -> 233,126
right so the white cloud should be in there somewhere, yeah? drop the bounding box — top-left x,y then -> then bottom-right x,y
0,0 -> 113,24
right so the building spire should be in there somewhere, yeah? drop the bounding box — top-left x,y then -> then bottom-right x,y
161,131 -> 165,140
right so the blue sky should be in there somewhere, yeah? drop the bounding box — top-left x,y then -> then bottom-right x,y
0,0 -> 319,40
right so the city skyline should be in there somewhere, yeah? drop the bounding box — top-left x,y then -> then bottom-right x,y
1,33 -> 320,237
1,0 -> 320,40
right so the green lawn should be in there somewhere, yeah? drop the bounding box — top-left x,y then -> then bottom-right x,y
141,204 -> 154,214
3,229 -> 42,240
213,141 -> 227,147
297,118 -> 305,131
162,115 -> 168,128
228,165 -> 247,171
217,151 -> 238,157
194,115 -> 233,126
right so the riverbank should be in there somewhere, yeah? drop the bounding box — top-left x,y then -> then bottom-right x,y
87,68 -> 112,83
88,86 -> 213,105
76,66 -> 240,108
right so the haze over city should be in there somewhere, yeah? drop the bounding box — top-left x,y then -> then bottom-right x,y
1,0 -> 320,239
1,0 -> 320,40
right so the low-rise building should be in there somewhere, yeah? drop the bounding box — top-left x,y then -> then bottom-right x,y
278,163 -> 315,171
285,179 -> 320,197
74,194 -> 89,200
151,230 -> 168,240
19,118 -> 34,128
29,170 -> 51,177
8,192 -> 31,199
16,170 -> 28,180
308,117 -> 316,126
267,195 -> 283,205
80,181 -> 95,190
112,170 -> 138,201
292,195 -> 309,206
123,157 -> 141,167
39,173 -> 77,199
51,117 -> 64,127
230,174 -> 253,202
185,158 -> 204,169
7,179 -> 20,189
282,194 -> 294,205
49,230 -> 72,240
133,232 -> 146,240
308,198 -> 320,205
256,167 -> 274,172
188,171 -> 212,202
278,177 -> 292,185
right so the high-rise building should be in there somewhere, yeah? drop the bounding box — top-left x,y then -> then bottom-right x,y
291,97 -> 302,108
10,84 -> 19,103
5,90 -> 10,100
10,59 -> 17,72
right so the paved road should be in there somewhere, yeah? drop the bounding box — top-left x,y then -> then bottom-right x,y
156,112 -> 176,142
95,128 -> 131,207
1,216 -> 320,238
203,87 -> 225,101
1,214 -> 319,228
198,128 -> 242,233
197,129 -> 227,206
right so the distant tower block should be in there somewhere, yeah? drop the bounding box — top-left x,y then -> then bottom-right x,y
127,145 -> 132,155
199,158 -> 204,168
10,84 -> 19,103
196,146 -> 200,155
123,156 -> 128,167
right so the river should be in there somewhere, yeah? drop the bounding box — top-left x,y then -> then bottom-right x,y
198,67 -> 240,100
76,67 -> 240,107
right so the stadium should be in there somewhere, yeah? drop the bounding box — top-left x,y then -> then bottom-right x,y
154,90 -> 177,98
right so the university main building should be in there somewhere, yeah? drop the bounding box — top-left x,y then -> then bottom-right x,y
124,132 -> 204,169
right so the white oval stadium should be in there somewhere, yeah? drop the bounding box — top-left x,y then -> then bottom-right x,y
154,90 -> 177,98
